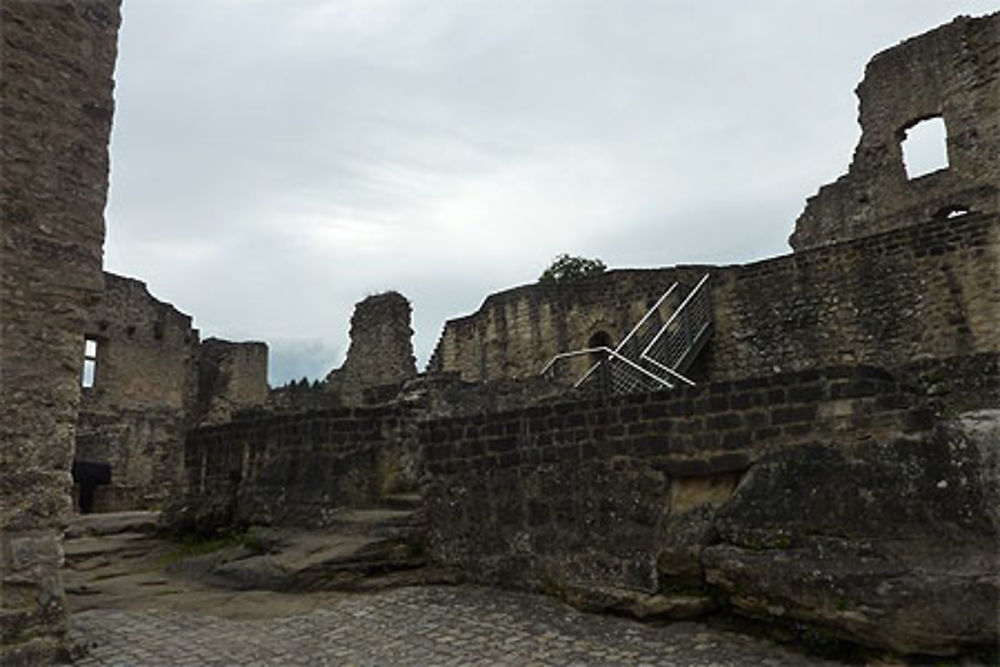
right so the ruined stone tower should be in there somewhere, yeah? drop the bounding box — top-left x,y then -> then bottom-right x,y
325,291 -> 418,405
790,13 -> 999,250
0,1 -> 121,662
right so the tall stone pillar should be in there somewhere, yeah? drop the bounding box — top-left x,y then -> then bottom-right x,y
325,292 -> 418,405
0,1 -> 121,662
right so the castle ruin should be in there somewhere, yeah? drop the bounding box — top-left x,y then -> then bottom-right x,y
1,6 -> 998,663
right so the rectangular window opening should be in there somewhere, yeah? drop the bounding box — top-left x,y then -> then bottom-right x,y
901,116 -> 949,179
82,337 -> 99,388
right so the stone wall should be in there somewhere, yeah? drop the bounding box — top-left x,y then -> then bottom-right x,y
196,337 -> 269,425
74,273 -> 269,514
422,366 -> 933,592
325,292 -> 417,406
423,366 -> 998,656
170,359 -> 999,656
710,212 -> 1000,383
0,1 -> 121,663
426,13 -> 999,394
429,213 -> 999,397
789,12 -> 999,251
427,268 -> 706,384
76,274 -> 199,512
172,406 -> 420,533
82,273 -> 198,411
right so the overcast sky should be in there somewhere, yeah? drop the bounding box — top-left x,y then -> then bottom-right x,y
103,1 -> 998,386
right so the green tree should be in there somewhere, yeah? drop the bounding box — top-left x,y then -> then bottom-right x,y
538,253 -> 607,284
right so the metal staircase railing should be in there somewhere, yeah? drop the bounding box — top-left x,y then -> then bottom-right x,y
640,273 -> 712,377
540,274 -> 712,395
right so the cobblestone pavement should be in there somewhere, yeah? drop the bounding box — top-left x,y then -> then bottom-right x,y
72,585 -> 841,666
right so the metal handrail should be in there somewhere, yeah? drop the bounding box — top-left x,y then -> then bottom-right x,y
639,273 -> 710,360
574,282 -> 680,386
616,283 -> 679,352
640,354 -> 697,386
540,346 -> 674,390
540,273 -> 712,396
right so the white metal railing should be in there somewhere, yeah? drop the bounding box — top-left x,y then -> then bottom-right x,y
539,346 -> 674,390
574,282 -> 680,387
640,273 -> 711,377
540,274 -> 712,396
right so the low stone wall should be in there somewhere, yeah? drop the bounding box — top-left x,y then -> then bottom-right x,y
171,407 -> 420,533
422,365 -> 998,657
422,366 -> 931,589
168,360 -> 997,656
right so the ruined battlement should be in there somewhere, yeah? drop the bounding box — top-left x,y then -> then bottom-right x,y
4,5 -> 998,661
197,337 -> 270,425
82,273 -> 199,411
790,12 -> 999,250
75,272 -> 269,513
324,291 -> 418,406
427,267 -> 707,383
429,212 -> 999,392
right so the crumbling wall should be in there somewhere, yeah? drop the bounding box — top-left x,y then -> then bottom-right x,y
75,273 -> 199,512
196,337 -> 269,425
711,212 -> 1000,384
325,292 -> 417,405
424,367 -> 999,656
790,12 -> 999,251
431,213 -> 999,397
0,1 -> 121,662
166,361 -> 1000,656
427,269 -> 707,384
74,274 -> 269,513
171,406 -> 420,533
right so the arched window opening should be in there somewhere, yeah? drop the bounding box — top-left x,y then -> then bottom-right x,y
588,331 -> 613,366
900,116 -> 949,179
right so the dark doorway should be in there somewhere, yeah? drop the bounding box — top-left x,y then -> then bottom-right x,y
72,460 -> 111,514
587,331 -> 613,362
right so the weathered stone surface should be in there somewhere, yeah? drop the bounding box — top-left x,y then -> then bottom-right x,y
701,413 -> 999,656
790,12 -> 999,251
703,541 -> 997,657
562,584 -> 717,621
190,527 -> 431,593
1,0 -> 120,662
325,292 -> 417,406
420,371 -> 996,657
64,511 -> 159,540
196,337 -> 269,425
430,215 -> 999,405
75,273 -> 268,513
655,473 -> 741,586
166,406 -> 423,534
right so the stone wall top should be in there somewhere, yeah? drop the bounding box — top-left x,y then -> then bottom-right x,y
790,12 -> 999,250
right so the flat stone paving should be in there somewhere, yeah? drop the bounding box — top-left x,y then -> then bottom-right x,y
72,585 -> 840,666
